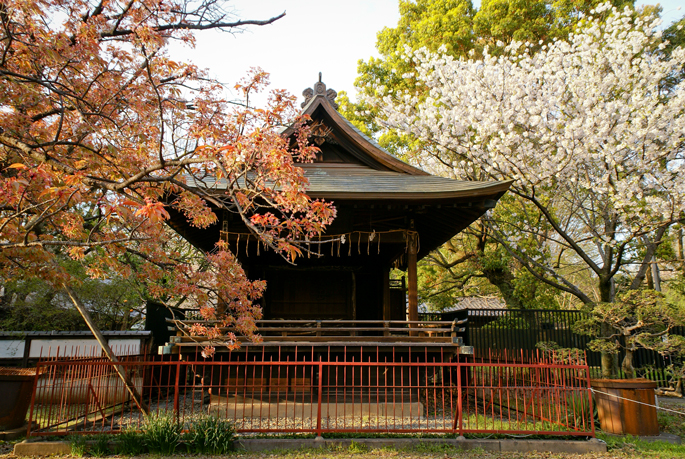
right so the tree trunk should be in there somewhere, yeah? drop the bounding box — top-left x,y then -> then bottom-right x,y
601,350 -> 615,379
121,307 -> 131,331
678,227 -> 684,276
599,277 -> 620,378
482,267 -> 524,309
631,226 -> 668,290
622,349 -> 635,379
651,256 -> 661,292
64,285 -> 149,415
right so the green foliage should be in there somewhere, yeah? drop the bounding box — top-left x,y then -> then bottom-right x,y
511,270 -> 560,310
89,435 -> 111,457
347,440 -> 369,453
599,432 -> 685,455
141,410 -> 182,455
116,428 -> 147,456
0,276 -> 85,331
576,290 -> 685,377
0,258 -> 143,331
69,435 -> 87,457
183,414 -> 236,455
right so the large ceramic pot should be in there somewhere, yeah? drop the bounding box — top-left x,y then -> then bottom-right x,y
591,378 -> 659,436
0,367 -> 37,430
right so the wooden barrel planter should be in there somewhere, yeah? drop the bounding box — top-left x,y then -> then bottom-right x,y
591,378 -> 659,436
0,367 -> 37,430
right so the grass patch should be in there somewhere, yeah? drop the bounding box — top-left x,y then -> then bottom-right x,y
659,410 -> 685,438
68,435 -> 87,457
406,441 -> 458,454
88,434 -> 111,457
140,410 -> 181,455
599,432 -> 685,457
115,428 -> 146,456
347,440 -> 369,453
183,415 -> 236,455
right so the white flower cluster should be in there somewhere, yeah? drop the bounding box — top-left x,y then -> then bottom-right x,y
370,4 -> 685,231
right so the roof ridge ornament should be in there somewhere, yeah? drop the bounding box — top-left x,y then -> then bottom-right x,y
301,73 -> 338,109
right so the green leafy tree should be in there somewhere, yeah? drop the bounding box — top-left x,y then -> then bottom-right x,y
575,290 -> 685,378
0,259 -> 143,331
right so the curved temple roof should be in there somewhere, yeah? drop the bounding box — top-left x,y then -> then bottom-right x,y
279,76 -> 511,202
173,76 -> 512,259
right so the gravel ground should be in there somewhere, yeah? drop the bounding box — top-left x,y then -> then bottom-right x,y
43,392 -> 543,434
0,441 -> 15,456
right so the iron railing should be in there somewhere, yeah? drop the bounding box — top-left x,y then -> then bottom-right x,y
420,308 -> 685,384
27,347 -> 594,438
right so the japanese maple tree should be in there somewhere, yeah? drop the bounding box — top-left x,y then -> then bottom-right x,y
0,0 -> 336,358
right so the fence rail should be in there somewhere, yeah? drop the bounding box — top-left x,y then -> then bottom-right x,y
27,349 -> 594,438
170,319 -> 465,348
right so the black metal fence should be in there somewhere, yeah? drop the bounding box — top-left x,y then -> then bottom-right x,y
420,308 -> 684,385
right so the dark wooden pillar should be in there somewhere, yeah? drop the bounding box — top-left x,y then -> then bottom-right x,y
351,271 -> 357,320
382,265 -> 391,320
408,233 -> 418,323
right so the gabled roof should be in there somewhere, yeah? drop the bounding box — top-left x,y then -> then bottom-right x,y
282,77 -> 427,175
279,77 -> 511,202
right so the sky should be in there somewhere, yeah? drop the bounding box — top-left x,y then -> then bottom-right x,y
169,0 -> 684,104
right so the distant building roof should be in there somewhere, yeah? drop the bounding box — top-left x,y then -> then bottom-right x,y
447,297 -> 506,312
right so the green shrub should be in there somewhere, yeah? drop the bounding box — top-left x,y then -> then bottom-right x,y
348,440 -> 369,453
68,435 -> 87,457
141,410 -> 182,455
183,414 -> 236,455
89,434 -> 111,457
116,428 -> 147,456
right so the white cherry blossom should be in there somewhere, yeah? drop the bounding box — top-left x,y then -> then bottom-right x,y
367,4 -> 685,304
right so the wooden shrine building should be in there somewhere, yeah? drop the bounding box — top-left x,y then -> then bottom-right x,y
167,78 -> 511,356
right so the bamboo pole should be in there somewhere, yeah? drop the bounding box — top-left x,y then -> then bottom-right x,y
63,284 -> 149,415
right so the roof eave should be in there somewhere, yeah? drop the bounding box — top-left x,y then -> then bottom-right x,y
305,180 -> 513,201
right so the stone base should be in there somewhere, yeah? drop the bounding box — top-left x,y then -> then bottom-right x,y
13,440 -> 71,456
238,437 -> 608,454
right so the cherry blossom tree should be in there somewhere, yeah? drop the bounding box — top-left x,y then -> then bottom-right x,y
339,0 -> 644,311
0,0 -> 336,365
370,3 -> 685,375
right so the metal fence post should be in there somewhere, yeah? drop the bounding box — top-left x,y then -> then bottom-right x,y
583,351 -> 596,437
174,357 -> 181,420
317,361 -> 323,436
454,361 -> 463,435
26,362 -> 42,438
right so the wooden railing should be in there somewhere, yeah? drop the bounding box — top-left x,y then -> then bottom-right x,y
168,319 -> 467,347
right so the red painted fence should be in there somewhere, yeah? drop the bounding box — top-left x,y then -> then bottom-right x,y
27,348 -> 595,437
